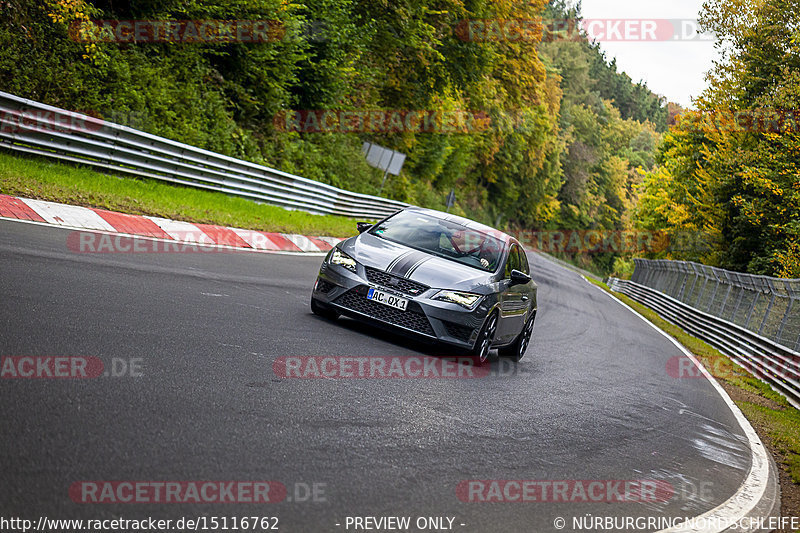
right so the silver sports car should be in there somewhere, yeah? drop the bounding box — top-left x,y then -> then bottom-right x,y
310,207 -> 537,363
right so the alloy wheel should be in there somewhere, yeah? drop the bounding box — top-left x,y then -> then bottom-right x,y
477,313 -> 498,364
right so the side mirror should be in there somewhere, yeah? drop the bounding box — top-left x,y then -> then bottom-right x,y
509,269 -> 531,286
356,222 -> 372,233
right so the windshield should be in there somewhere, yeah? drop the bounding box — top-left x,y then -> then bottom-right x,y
370,211 -> 506,272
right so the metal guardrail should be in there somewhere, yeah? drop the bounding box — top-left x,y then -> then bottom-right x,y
0,91 -> 409,220
631,258 -> 800,352
608,277 -> 800,409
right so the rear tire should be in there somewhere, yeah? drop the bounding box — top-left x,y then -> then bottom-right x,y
311,298 -> 339,320
498,311 -> 535,362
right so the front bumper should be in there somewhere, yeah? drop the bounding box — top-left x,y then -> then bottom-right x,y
312,262 -> 491,350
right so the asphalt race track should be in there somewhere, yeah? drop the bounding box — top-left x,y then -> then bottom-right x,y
0,219 -> 756,532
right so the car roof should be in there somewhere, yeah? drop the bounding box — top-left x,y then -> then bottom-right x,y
400,206 -> 515,244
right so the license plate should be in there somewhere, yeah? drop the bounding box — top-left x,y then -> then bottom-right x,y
367,288 -> 409,311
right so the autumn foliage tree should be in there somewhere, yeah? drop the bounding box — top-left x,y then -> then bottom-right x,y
635,0 -> 800,277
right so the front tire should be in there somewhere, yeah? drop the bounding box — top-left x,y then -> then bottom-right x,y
499,311 -> 535,362
472,311 -> 499,365
311,297 -> 339,320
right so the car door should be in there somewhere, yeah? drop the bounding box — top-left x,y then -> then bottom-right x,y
517,248 -> 536,320
496,244 -> 528,343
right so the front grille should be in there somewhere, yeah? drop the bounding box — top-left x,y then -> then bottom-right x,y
365,267 -> 429,296
443,321 -> 474,342
315,278 -> 336,294
335,287 -> 435,337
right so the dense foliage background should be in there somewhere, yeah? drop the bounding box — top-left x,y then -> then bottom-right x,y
1,0 -> 795,276
634,0 -> 800,277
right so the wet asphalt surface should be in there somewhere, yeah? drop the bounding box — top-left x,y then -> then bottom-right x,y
0,219 -> 753,532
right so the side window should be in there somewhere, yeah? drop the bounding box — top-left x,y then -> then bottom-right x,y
504,244 -> 520,278
518,247 -> 530,275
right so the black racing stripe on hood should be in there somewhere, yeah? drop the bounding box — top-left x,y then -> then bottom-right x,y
389,250 -> 430,277
403,256 -> 431,279
385,251 -> 412,273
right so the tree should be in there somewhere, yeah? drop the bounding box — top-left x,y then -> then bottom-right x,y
634,0 -> 800,276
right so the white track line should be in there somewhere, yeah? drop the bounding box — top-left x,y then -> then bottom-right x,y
584,277 -> 771,533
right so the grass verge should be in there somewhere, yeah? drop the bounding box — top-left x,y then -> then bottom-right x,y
0,151 -> 360,237
586,276 -> 800,520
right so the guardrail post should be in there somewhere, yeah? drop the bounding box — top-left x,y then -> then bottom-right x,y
696,266 -> 711,309
707,267 -> 721,313
776,298 -> 794,346
758,282 -> 776,336
631,259 -> 643,284
652,260 -> 663,291
641,260 -> 652,287
742,275 -> 758,329
676,262 -> 689,300
731,273 -> 746,323
646,261 -> 656,287
661,262 -> 672,293
745,291 -> 759,329
686,262 -> 700,305
662,260 -> 673,294
719,270 -> 733,317
669,263 -> 684,297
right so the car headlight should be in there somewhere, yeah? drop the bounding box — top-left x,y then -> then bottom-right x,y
329,248 -> 357,272
432,290 -> 483,309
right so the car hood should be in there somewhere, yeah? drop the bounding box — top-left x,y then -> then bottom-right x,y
340,232 -> 496,292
